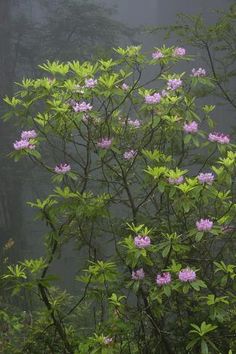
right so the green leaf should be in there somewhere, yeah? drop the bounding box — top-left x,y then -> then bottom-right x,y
195,231 -> 204,242
162,245 -> 171,257
183,284 -> 189,294
163,285 -> 171,297
191,282 -> 200,291
186,338 -> 199,350
201,339 -> 209,354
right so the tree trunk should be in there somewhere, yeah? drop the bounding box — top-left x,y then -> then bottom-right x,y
0,0 -> 23,256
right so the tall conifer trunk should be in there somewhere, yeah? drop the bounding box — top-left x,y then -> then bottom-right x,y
0,1 -> 23,254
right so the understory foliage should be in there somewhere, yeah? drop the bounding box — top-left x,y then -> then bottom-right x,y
1,45 -> 236,353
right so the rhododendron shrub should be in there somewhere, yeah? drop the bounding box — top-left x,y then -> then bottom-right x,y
1,45 -> 236,353
156,4 -> 236,112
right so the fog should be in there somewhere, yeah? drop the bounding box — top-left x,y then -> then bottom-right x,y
0,0 -> 231,291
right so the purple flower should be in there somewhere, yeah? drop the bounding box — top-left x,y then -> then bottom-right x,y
152,51 -> 164,59
178,268 -> 196,282
161,89 -> 168,97
191,68 -> 206,77
104,337 -> 113,345
183,121 -> 198,133
156,272 -> 171,286
121,83 -> 129,90
167,78 -> 182,91
132,268 -> 145,280
13,139 -> 35,150
123,150 -> 137,160
68,99 -> 77,106
21,130 -> 37,140
127,119 -> 141,128
173,47 -> 186,56
73,101 -> 93,112
197,173 -> 214,185
85,78 -> 97,88
208,132 -> 230,144
196,218 -> 213,231
97,138 -> 112,149
168,176 -> 184,185
54,163 -> 71,174
145,93 -> 162,104
134,235 -> 151,248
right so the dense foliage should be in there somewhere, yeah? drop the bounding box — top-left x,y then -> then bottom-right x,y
1,45 -> 236,353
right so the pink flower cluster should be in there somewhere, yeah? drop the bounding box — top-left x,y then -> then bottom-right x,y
173,47 -> 186,56
152,51 -> 164,59
197,173 -> 214,185
73,101 -> 93,112
134,235 -> 151,248
85,78 -> 97,88
54,163 -> 71,174
121,83 -> 129,91
168,176 -> 184,185
178,268 -> 196,282
123,149 -> 137,160
127,119 -> 141,128
13,130 -> 37,150
145,92 -> 162,104
13,140 -> 34,150
167,78 -> 182,91
191,68 -> 206,77
208,132 -> 230,144
21,130 -> 37,140
97,138 -> 112,149
183,121 -> 198,133
132,268 -> 145,280
104,337 -> 113,345
156,268 -> 196,286
156,272 -> 171,286
161,89 -> 168,97
196,218 -> 213,231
